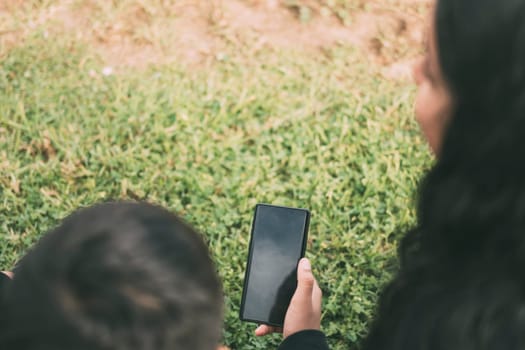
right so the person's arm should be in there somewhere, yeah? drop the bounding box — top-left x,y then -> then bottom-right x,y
255,258 -> 330,350
277,330 -> 329,350
0,271 -> 13,292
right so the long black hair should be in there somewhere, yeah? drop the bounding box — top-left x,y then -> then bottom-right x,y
363,0 -> 525,349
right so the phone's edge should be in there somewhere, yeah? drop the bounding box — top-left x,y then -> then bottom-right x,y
238,204 -> 260,321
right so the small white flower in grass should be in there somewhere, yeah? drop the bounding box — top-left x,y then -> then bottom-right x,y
102,67 -> 113,76
215,52 -> 227,61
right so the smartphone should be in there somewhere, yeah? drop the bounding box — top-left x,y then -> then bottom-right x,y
240,204 -> 310,327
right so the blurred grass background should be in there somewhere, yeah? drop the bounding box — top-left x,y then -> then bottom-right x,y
0,0 -> 431,349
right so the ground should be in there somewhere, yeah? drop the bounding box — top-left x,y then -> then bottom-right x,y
1,0 -> 429,79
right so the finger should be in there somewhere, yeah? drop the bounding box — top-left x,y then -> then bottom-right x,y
255,325 -> 282,336
295,258 -> 315,300
255,324 -> 271,337
312,279 -> 322,317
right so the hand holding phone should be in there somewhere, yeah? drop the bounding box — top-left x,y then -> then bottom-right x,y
255,258 -> 322,338
240,204 -> 310,327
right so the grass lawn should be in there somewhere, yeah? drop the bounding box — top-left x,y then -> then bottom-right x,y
1,1 -> 432,349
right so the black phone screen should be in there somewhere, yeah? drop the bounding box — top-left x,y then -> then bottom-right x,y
240,204 -> 310,326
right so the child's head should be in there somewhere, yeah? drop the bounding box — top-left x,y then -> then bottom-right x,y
0,201 -> 223,350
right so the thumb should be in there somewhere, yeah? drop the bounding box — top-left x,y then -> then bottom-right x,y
295,258 -> 315,298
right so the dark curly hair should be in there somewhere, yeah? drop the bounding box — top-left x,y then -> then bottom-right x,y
0,202 -> 223,350
363,0 -> 525,349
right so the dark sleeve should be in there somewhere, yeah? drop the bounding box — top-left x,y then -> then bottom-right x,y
0,273 -> 9,288
277,330 -> 330,350
0,272 -> 10,295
